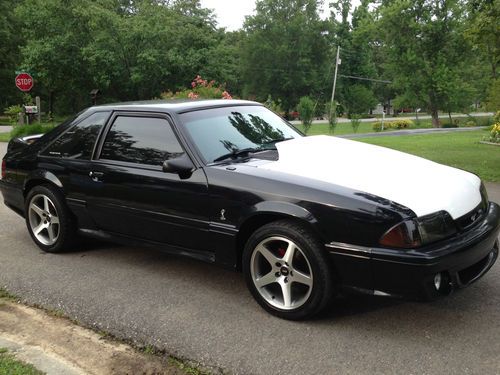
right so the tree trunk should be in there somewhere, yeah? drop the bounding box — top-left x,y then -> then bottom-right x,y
431,108 -> 440,128
448,111 -> 453,126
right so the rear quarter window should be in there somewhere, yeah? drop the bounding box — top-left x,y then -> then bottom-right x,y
42,111 -> 110,159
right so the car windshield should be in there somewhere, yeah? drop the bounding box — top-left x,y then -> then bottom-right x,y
180,105 -> 302,163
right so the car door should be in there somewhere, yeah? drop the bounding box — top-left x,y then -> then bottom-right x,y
85,112 -> 211,252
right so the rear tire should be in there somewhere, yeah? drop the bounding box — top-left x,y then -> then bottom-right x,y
243,219 -> 334,320
25,184 -> 76,253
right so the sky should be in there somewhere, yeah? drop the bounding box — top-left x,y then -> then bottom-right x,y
199,0 -> 332,31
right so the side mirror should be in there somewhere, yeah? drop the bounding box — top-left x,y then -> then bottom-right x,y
162,154 -> 194,179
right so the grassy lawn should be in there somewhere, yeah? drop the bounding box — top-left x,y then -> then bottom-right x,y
0,348 -> 44,375
0,132 -> 10,142
356,130 -> 500,182
292,116 -> 493,136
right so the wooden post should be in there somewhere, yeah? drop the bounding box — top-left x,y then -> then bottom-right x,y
36,96 -> 41,123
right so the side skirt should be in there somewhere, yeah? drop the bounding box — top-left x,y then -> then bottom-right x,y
77,228 -> 216,265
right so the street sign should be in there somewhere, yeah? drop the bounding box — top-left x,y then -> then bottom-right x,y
15,73 -> 34,92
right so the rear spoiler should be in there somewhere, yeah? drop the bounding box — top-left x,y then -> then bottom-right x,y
7,133 -> 44,153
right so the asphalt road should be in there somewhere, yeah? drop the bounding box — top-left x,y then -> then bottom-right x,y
1,141 -> 499,375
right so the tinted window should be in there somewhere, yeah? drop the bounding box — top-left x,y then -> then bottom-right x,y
43,112 -> 109,159
180,106 -> 301,163
100,116 -> 184,166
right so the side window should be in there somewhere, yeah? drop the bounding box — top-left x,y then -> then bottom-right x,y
99,116 -> 184,166
43,112 -> 109,159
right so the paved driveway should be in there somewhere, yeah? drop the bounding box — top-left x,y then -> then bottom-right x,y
0,141 -> 499,375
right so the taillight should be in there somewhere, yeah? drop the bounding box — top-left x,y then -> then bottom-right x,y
1,160 -> 5,179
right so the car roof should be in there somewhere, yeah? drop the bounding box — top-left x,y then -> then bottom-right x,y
90,99 -> 262,114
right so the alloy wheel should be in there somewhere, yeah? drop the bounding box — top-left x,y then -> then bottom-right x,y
250,236 -> 313,310
28,194 -> 60,246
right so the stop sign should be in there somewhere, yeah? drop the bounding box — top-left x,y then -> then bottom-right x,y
15,73 -> 34,92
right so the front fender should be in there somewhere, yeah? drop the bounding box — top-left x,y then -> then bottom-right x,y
244,200 -> 318,226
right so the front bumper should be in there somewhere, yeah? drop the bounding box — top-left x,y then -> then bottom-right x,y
327,202 -> 500,299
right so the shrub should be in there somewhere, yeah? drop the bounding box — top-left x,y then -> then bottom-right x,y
372,119 -> 413,131
350,115 -> 361,133
372,121 -> 383,132
474,116 -> 495,127
4,105 -> 23,124
391,119 -> 413,129
161,75 -> 232,100
10,124 -> 54,139
324,101 -> 340,134
485,123 -> 500,143
464,120 -> 477,127
264,95 -> 285,117
297,96 -> 314,134
442,122 -> 458,128
494,111 -> 500,123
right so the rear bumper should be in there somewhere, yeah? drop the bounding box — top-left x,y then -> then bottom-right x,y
0,179 -> 25,216
327,202 -> 500,299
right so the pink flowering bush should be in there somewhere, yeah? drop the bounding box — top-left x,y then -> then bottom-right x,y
161,75 -> 232,100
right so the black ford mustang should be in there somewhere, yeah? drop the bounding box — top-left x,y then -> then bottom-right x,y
1,100 -> 499,320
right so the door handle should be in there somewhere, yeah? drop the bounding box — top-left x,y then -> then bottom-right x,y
89,171 -> 104,182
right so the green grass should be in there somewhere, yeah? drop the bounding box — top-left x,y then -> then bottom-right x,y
355,130 -> 500,182
293,119 -> 435,135
0,132 -> 9,142
0,123 -> 56,143
0,348 -> 45,375
293,116 -> 493,136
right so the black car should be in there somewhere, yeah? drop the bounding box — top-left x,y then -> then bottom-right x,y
1,100 -> 499,320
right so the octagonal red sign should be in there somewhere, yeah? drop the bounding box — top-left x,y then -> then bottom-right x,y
15,73 -> 34,92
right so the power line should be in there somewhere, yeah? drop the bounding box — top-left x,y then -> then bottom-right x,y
338,74 -> 392,83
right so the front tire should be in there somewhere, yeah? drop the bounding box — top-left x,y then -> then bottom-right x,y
25,184 -> 76,253
243,220 -> 334,320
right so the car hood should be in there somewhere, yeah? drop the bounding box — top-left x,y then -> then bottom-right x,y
256,135 -> 481,219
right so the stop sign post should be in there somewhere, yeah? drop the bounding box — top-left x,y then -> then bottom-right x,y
15,73 -> 34,92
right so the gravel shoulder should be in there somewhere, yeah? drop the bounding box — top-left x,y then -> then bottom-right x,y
0,298 -> 187,375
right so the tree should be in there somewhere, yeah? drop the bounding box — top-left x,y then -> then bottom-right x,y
241,0 -> 330,111
0,0 -> 23,108
328,0 -> 378,115
485,79 -> 500,110
466,0 -> 499,79
344,84 -> 377,115
378,0 -> 475,127
13,0 -> 235,114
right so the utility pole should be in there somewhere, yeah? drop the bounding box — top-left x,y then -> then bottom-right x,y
329,46 -> 341,122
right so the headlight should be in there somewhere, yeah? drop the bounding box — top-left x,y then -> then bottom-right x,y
379,211 -> 457,249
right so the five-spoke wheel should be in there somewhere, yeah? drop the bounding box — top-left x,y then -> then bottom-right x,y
28,194 -> 60,246
243,220 -> 334,320
250,236 -> 313,310
25,184 -> 75,253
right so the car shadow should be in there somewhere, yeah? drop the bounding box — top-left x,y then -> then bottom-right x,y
54,236 -> 498,327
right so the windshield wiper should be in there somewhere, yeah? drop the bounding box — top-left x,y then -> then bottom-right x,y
212,138 -> 293,163
261,137 -> 294,147
212,147 -> 264,163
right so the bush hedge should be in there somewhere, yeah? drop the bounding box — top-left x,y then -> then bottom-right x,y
373,119 -> 413,132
